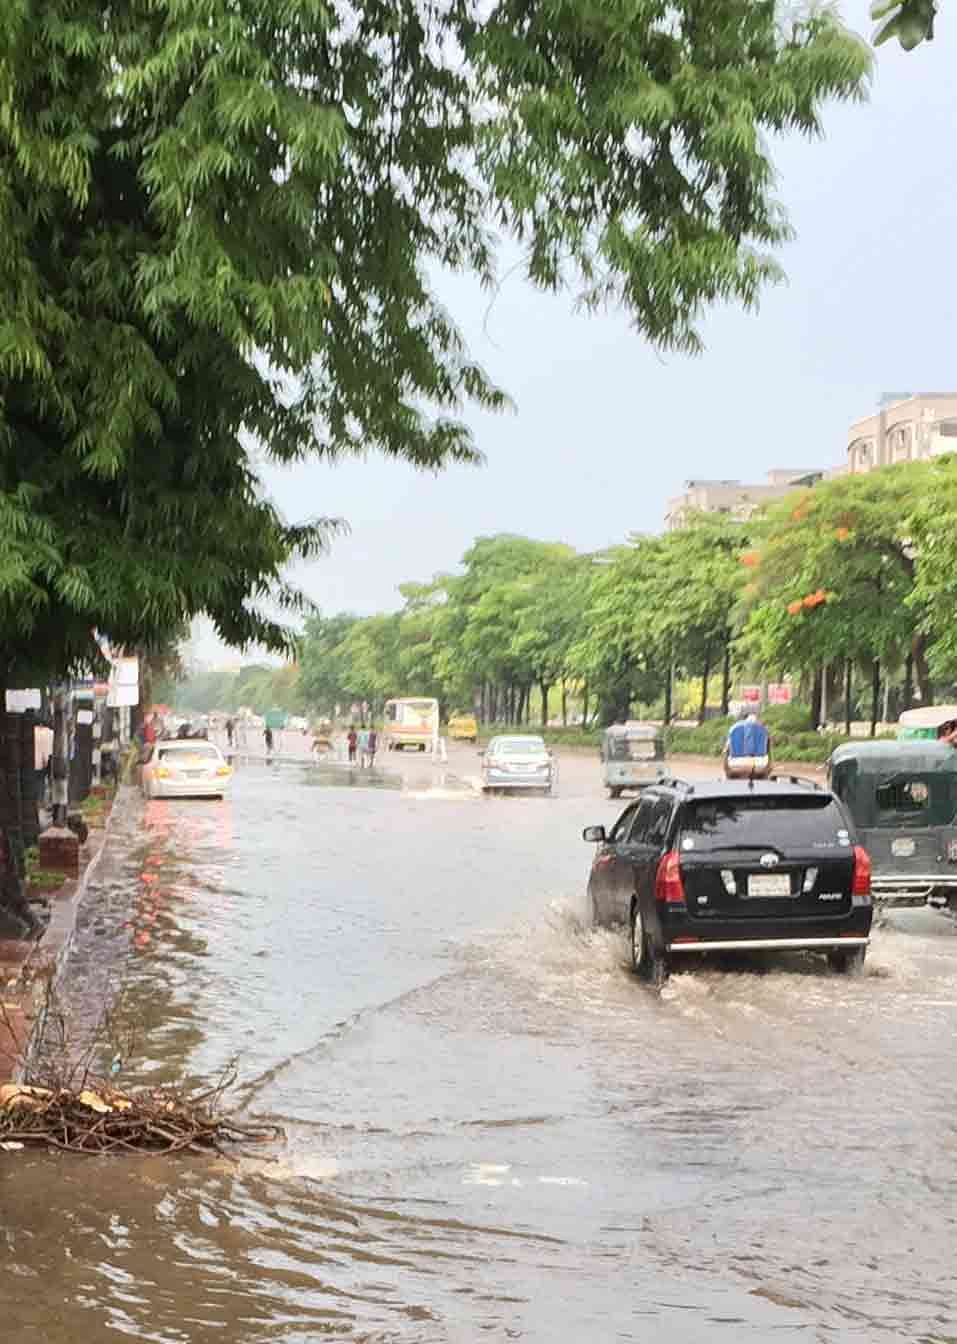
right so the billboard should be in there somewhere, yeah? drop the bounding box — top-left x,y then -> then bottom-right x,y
767,683 -> 793,705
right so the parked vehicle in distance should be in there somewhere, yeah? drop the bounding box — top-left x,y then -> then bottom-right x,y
584,777 -> 871,984
829,739 -> 957,913
142,740 -> 233,800
481,735 -> 555,795
448,710 -> 478,743
600,721 -> 666,798
384,697 -> 439,751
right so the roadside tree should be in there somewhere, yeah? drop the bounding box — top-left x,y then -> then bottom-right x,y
741,465 -> 929,731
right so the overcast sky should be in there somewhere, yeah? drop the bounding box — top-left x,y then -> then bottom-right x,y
197,1 -> 957,661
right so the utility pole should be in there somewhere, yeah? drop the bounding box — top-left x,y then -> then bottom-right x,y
51,684 -> 69,828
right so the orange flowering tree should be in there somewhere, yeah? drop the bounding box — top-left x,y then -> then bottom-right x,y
740,463 -> 931,725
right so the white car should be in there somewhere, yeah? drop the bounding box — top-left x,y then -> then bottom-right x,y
142,740 -> 233,800
480,735 -> 556,795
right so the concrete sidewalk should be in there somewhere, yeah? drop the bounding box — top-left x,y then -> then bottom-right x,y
0,789 -> 124,1084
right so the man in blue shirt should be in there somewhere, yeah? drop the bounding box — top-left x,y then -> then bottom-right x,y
723,712 -> 771,778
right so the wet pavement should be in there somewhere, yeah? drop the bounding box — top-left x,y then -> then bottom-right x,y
3,744 -> 957,1343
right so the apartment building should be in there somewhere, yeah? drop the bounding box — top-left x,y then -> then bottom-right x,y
664,469 -> 826,531
847,394 -> 957,474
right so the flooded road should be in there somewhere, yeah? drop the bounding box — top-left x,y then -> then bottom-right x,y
3,745 -> 957,1342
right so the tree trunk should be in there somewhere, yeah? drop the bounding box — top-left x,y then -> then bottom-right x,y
0,686 -> 38,938
870,658 -> 880,738
844,659 -> 853,737
903,653 -> 913,712
811,667 -> 823,730
698,646 -> 711,726
540,682 -> 550,729
821,662 -> 829,727
720,644 -> 732,716
581,684 -> 589,731
561,682 -> 568,727
913,634 -> 933,705
664,663 -> 673,726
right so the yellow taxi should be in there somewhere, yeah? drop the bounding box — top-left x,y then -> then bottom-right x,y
448,711 -> 478,743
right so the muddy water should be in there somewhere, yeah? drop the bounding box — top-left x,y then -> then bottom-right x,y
3,747 -> 957,1343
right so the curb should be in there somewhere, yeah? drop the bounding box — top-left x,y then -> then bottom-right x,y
0,786 -> 133,1084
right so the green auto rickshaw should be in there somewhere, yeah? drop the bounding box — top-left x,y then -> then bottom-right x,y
600,722 -> 667,799
896,705 -> 957,741
828,739 -> 957,912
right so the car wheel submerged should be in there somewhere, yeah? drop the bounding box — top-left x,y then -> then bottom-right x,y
827,947 -> 866,975
630,903 -> 668,987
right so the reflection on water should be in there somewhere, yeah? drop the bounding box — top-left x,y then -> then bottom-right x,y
5,766 -> 957,1343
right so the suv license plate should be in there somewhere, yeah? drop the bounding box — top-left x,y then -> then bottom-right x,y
747,874 -> 791,898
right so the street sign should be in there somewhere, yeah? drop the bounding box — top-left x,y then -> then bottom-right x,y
264,707 -> 287,730
107,656 -> 140,708
5,689 -> 41,713
767,684 -> 793,705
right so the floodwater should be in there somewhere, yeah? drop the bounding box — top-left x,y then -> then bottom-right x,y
3,744 -> 957,1343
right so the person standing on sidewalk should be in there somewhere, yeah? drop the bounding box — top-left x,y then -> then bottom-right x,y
264,725 -> 274,761
226,717 -> 235,748
367,727 -> 378,769
347,725 -> 358,764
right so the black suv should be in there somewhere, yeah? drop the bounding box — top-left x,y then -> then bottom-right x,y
584,777 -> 873,984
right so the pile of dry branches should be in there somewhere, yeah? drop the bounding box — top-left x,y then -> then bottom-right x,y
0,1068 -> 280,1155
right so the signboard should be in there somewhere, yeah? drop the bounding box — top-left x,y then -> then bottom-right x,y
767,683 -> 793,705
76,709 -> 94,726
739,685 -> 762,704
107,656 -> 140,708
264,707 -> 287,731
5,689 -> 41,713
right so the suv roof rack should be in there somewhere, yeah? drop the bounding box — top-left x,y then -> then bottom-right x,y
766,773 -> 822,791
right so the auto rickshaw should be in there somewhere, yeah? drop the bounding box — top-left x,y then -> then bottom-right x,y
600,721 -> 666,799
448,710 -> 478,743
896,705 -> 957,741
828,739 -> 957,911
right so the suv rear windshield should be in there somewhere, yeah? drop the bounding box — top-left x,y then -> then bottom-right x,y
158,744 -> 220,760
679,796 -> 849,850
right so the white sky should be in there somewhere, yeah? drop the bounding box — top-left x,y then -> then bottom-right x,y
196,1 -> 957,661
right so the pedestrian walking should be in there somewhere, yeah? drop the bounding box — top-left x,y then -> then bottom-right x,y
347,725 -> 358,764
264,725 -> 274,760
226,717 -> 235,748
367,727 -> 378,769
358,727 -> 370,767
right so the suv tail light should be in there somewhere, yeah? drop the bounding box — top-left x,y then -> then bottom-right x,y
852,845 -> 872,897
655,850 -> 686,905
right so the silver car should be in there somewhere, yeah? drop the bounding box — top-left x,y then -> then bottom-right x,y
480,735 -> 556,795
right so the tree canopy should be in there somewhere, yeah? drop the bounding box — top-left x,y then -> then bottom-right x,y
0,0 -> 870,679
166,455 -> 957,732
871,0 -> 937,49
